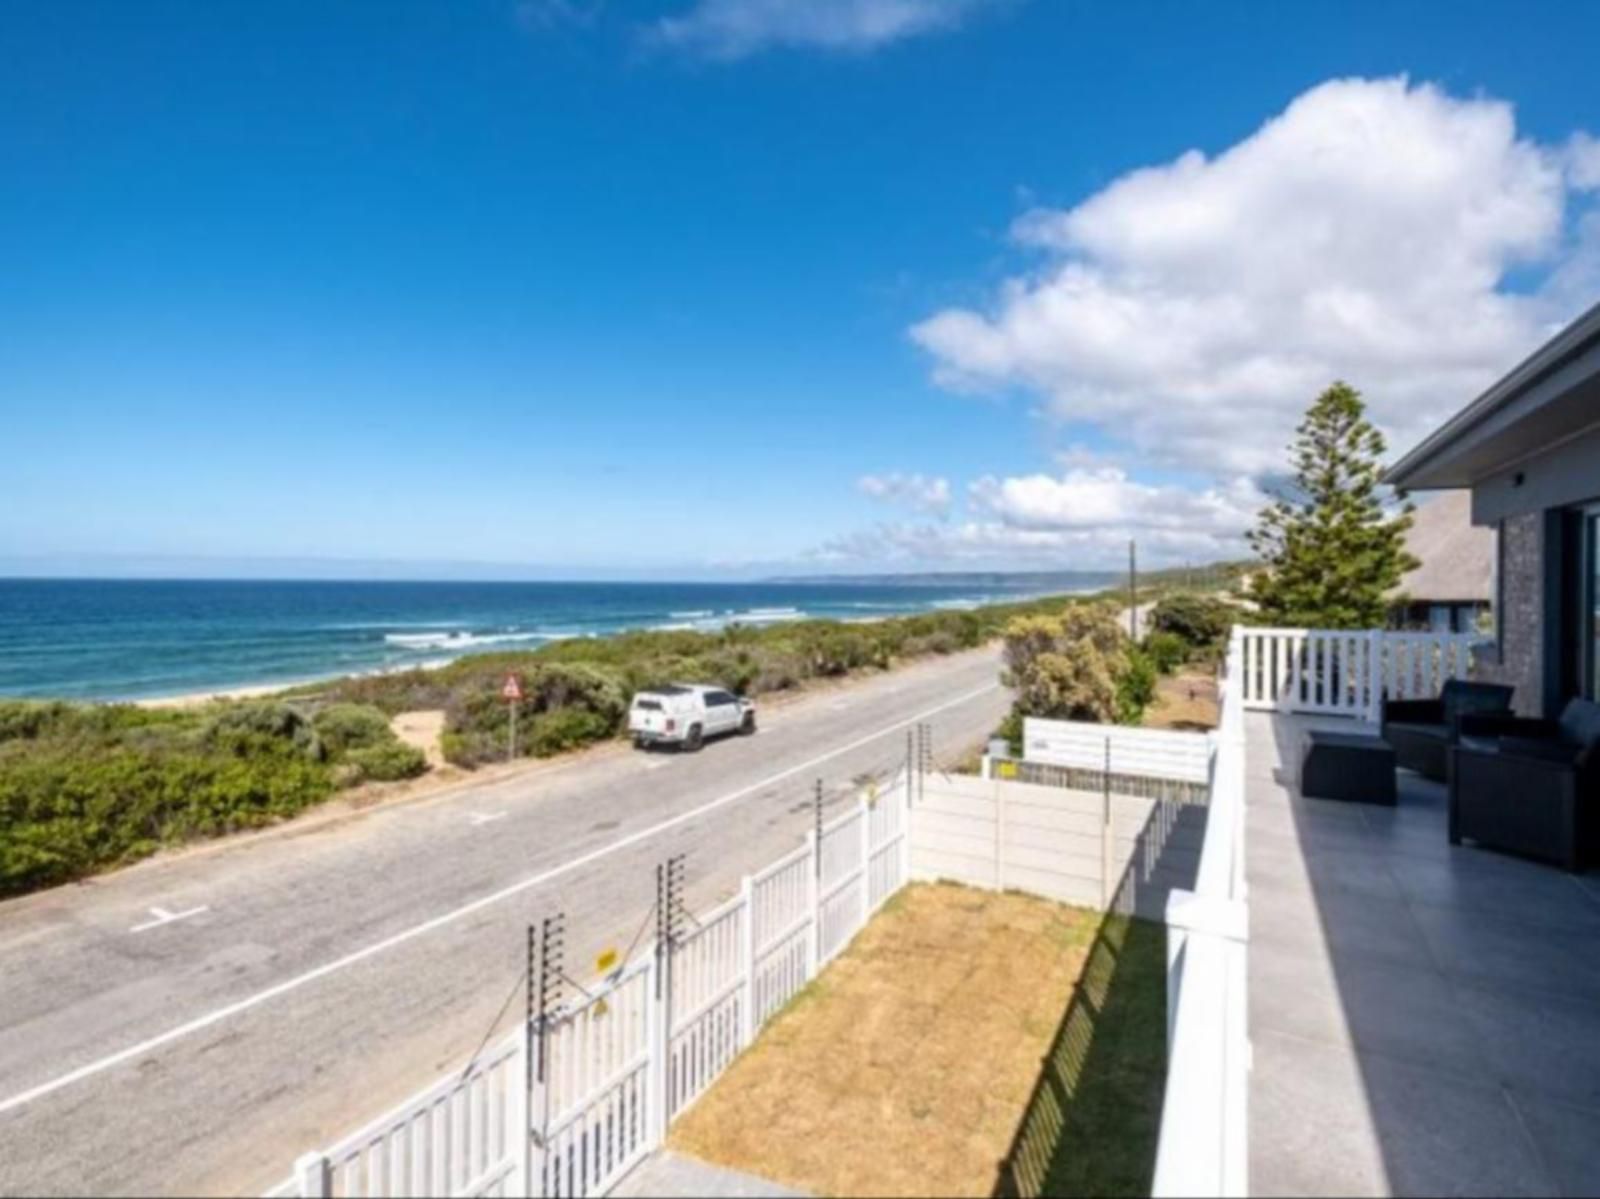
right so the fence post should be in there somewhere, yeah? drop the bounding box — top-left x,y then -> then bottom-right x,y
739,875 -> 756,1047
295,1152 -> 330,1199
1101,738 -> 1113,911
858,798 -> 872,926
994,769 -> 1006,892
512,1017 -> 532,1199
899,768 -> 913,892
645,950 -> 667,1146
1366,629 -> 1383,724
805,828 -> 820,978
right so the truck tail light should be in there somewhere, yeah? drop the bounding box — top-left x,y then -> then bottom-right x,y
666,719 -> 676,732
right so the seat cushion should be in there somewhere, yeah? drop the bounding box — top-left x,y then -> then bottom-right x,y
1440,680 -> 1515,723
1499,736 -> 1583,765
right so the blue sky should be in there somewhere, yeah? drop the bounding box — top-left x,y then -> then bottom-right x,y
3,0 -> 1599,579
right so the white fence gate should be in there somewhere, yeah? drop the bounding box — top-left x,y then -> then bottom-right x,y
271,775 -> 910,1199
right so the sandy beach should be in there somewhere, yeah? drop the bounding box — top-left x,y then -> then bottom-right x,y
135,657 -> 457,709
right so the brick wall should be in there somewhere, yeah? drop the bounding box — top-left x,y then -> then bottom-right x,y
1472,512 -> 1544,715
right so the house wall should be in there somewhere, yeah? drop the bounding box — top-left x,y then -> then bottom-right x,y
1472,511 -> 1545,715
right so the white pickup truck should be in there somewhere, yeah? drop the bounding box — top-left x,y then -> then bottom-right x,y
628,684 -> 756,751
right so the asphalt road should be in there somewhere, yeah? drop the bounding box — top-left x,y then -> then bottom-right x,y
0,647 -> 1009,1197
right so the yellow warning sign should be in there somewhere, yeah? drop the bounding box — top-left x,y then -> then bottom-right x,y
997,761 -> 1019,780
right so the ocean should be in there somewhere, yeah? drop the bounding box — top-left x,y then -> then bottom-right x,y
0,576 -> 1115,701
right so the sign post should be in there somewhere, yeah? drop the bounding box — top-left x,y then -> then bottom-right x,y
502,673 -> 523,761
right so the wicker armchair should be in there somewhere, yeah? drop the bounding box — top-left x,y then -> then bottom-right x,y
1380,679 -> 1515,781
1449,699 -> 1600,871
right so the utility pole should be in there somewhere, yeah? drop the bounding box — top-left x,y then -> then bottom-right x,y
1128,539 -> 1138,640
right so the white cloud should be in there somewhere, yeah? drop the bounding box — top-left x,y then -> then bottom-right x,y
651,0 -> 1002,60
969,467 -> 1260,536
912,76 -> 1600,478
816,468 -> 1260,568
1567,132 -> 1600,191
812,515 -> 1247,570
857,471 -> 952,514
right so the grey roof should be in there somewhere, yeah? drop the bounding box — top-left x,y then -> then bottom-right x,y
1389,490 -> 1493,603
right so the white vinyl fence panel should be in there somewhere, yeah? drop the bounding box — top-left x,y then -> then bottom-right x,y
1022,718 -> 1214,784
270,774 -> 912,1199
285,1028 -> 527,1199
1237,628 -> 1482,717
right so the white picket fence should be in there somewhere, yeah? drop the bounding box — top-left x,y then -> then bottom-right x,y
1237,627 -> 1482,718
269,774 -> 910,1199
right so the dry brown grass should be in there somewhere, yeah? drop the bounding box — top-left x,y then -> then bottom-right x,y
667,883 -> 1103,1198
1143,669 -> 1219,731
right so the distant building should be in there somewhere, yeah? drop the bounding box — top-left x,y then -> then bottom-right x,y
1387,490 -> 1494,633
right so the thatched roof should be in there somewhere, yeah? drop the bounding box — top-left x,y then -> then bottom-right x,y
1390,490 -> 1494,604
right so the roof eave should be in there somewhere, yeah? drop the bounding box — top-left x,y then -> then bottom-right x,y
1385,298 -> 1600,491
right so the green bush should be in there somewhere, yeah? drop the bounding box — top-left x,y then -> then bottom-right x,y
0,741 -> 332,897
1116,647 -> 1159,724
203,701 -> 323,760
1142,631 -> 1188,675
1148,594 -> 1240,655
343,741 -> 428,782
312,703 -> 395,756
442,662 -> 630,767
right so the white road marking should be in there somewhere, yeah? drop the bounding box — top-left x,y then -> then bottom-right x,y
129,906 -> 209,934
467,812 -> 508,827
0,678 -> 999,1117
643,758 -> 671,771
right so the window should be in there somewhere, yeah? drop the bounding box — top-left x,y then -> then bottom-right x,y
705,690 -> 735,706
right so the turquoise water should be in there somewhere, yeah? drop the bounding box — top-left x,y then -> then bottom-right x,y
0,577 -> 1113,701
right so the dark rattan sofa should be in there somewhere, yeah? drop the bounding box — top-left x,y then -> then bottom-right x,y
1380,679 -> 1515,781
1449,699 -> 1600,871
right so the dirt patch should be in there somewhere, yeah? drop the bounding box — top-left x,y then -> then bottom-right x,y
391,709 -> 446,768
668,883 -> 1108,1198
1143,668 -> 1218,731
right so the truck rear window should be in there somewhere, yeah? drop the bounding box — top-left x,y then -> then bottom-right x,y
634,699 -> 663,711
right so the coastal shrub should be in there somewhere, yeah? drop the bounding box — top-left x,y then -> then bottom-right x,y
527,708 -> 616,757
1002,605 -> 1128,724
202,701 -> 323,761
1002,602 -> 1158,726
311,703 -> 394,756
1142,631 -> 1188,675
1116,647 -> 1159,724
0,741 -> 332,897
1149,594 -> 1240,654
343,741 -> 428,782
442,662 -> 630,767
0,700 -> 71,743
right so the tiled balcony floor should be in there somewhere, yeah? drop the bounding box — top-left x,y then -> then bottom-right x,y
1246,712 -> 1600,1198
